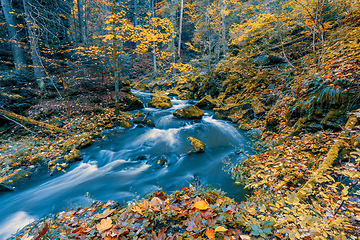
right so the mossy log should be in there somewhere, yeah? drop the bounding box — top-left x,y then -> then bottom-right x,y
296,116 -> 357,200
0,109 -> 75,136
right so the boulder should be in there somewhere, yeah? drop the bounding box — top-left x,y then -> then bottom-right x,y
149,94 -> 172,109
123,93 -> 144,110
214,104 -> 254,120
195,95 -> 221,110
254,52 -> 286,66
173,106 -> 204,119
187,137 -> 205,153
178,90 -> 192,100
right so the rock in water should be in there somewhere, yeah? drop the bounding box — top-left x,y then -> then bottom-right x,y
173,106 -> 204,119
187,137 -> 205,153
149,94 -> 172,109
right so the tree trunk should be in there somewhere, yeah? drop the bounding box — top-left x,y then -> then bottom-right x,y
1,0 -> 28,75
151,0 -> 157,76
111,0 -> 122,114
177,0 -> 183,57
134,0 -> 140,61
0,108 -> 75,135
221,0 -> 226,56
23,0 -> 46,89
170,0 -> 176,77
77,0 -> 87,44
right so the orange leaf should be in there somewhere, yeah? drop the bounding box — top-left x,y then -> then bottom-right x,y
192,200 -> 210,210
96,218 -> 113,232
275,232 -> 283,238
205,228 -> 215,239
214,226 -> 227,232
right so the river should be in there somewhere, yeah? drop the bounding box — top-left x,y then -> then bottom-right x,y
0,90 -> 251,239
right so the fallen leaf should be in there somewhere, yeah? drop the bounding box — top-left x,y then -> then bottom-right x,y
215,226 -> 227,232
96,217 -> 113,232
205,228 -> 215,239
34,222 -> 49,240
240,235 -> 251,240
244,203 -> 257,215
192,200 -> 210,210
131,205 -> 143,215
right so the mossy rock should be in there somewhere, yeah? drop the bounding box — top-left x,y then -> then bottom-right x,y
30,156 -> 45,165
123,93 -> 144,110
173,106 -> 204,119
120,120 -> 133,128
321,109 -> 347,130
187,137 -> 205,153
195,95 -> 221,110
214,104 -> 253,120
133,82 -> 150,91
64,148 -> 81,163
149,94 -> 172,109
62,133 -> 92,152
178,90 -> 192,100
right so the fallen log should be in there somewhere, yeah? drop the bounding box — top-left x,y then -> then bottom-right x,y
0,108 -> 75,136
296,116 -> 357,200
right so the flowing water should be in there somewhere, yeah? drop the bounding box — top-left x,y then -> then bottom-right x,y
0,90 -> 251,239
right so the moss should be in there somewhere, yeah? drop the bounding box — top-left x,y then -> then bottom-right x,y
120,120 -> 133,128
149,94 -> 173,109
64,148 -> 81,163
173,106 -> 204,119
195,95 -> 221,110
178,90 -> 192,100
297,116 -> 357,200
62,133 -> 91,152
187,137 -> 205,152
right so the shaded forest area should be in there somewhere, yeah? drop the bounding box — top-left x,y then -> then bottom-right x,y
1,0 -> 360,239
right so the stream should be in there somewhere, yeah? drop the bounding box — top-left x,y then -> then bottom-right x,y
0,90 -> 251,239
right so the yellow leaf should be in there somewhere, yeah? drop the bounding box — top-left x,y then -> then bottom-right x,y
96,218 -> 113,232
131,205 -> 143,215
214,226 -> 227,232
57,166 -> 61,171
192,200 -> 210,210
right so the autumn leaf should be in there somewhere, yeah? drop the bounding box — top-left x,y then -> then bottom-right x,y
214,226 -> 227,232
131,205 -> 143,215
244,203 -> 257,215
34,222 -> 49,240
96,208 -> 115,218
205,228 -> 215,239
96,217 -> 113,232
192,200 -> 210,210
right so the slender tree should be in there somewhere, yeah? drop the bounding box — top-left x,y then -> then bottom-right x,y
177,0 -> 183,57
1,0 -> 28,75
23,0 -> 46,89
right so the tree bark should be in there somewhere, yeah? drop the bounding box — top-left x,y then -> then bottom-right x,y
111,0 -> 122,114
23,0 -> 46,89
1,0 -> 28,75
221,0 -> 226,56
170,0 -> 176,77
77,0 -> 87,44
134,0 -> 140,61
151,0 -> 157,76
177,0 -> 183,57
